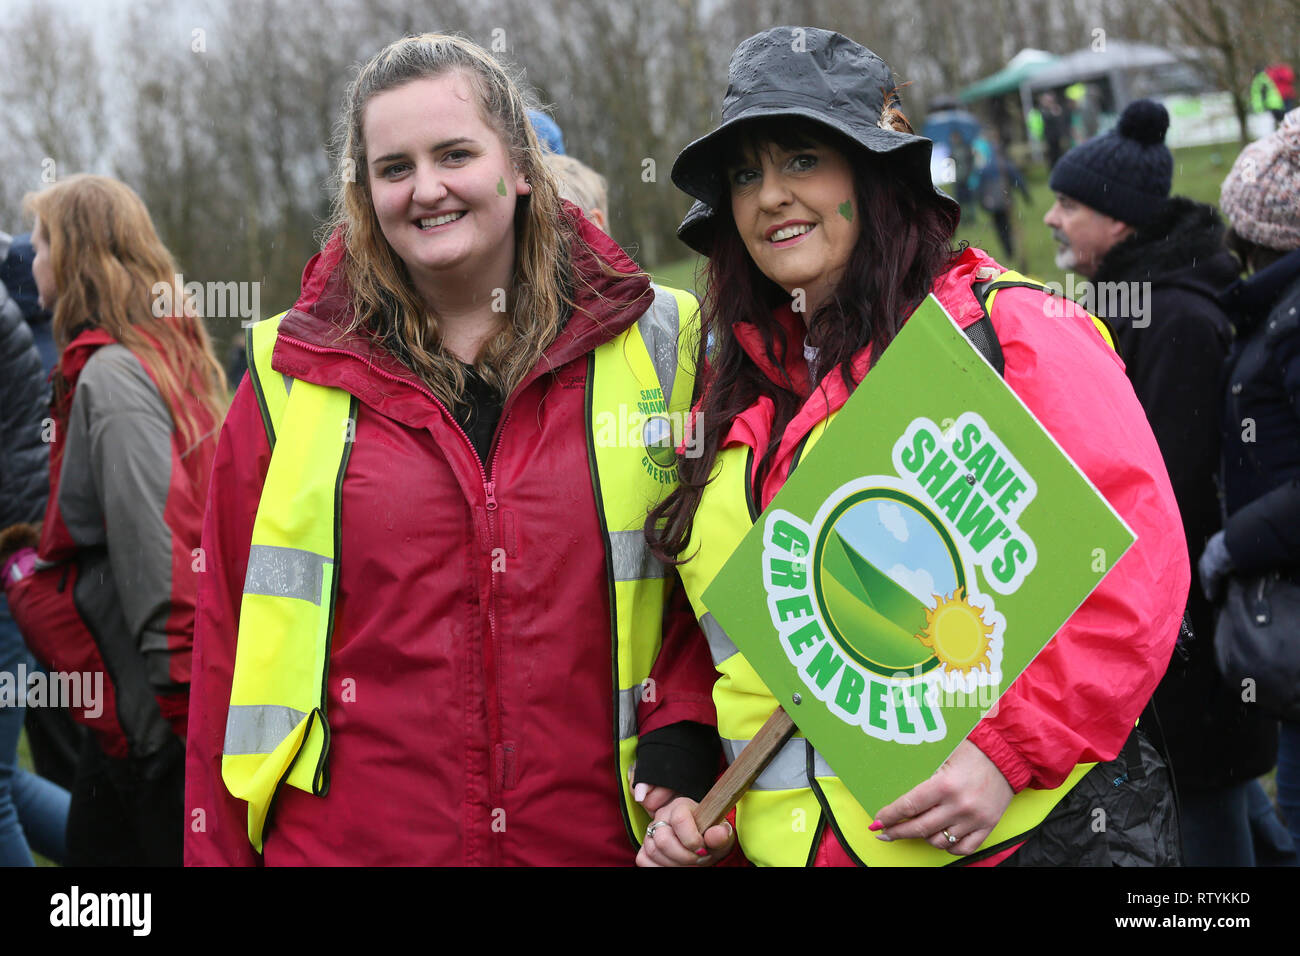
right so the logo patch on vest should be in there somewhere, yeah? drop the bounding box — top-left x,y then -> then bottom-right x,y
592,386 -> 685,485
760,412 -> 1037,745
642,415 -> 678,470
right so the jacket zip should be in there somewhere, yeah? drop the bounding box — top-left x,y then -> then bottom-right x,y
483,409 -> 514,821
280,335 -> 513,863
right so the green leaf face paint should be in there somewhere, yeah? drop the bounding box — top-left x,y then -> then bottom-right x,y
838,201 -> 854,222
497,177 -> 507,196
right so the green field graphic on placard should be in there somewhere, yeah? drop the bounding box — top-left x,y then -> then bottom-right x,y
820,530 -> 934,673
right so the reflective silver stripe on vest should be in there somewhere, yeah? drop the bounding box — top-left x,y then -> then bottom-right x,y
701,613 -> 738,665
243,544 -> 331,604
638,285 -> 681,406
610,529 -> 665,582
224,703 -> 308,755
618,685 -> 642,740
281,373 -> 294,396
723,737 -> 835,790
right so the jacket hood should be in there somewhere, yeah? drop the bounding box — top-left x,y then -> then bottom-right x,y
274,202 -> 652,400
1093,196 -> 1240,293
57,325 -> 119,390
54,319 -> 210,426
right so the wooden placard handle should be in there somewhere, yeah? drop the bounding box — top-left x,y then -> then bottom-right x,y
693,707 -> 797,831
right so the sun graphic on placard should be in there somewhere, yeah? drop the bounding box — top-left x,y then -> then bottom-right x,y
915,587 -> 994,674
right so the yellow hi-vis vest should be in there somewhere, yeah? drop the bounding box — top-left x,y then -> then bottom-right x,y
676,275 -> 1112,867
222,285 -> 701,853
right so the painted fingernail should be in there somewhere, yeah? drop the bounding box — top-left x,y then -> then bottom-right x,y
695,847 -> 709,856
633,783 -> 649,802
868,820 -> 883,832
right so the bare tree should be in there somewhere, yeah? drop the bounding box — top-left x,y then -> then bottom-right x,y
0,1 -> 108,225
7,0 -> 1280,291
1162,0 -> 1284,144
99,0 -> 378,347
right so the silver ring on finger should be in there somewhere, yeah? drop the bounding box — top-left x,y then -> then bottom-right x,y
646,821 -> 670,841
942,828 -> 958,844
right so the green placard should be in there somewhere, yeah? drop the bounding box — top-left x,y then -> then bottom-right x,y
701,294 -> 1135,814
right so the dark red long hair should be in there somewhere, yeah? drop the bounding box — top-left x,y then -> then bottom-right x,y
647,120 -> 961,561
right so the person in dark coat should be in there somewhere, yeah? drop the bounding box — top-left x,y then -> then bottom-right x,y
948,129 -> 975,219
1038,92 -> 1070,170
0,231 -> 70,865
0,233 -> 56,375
0,234 -> 50,530
1203,108 -> 1300,856
1044,99 -> 1278,865
973,132 -> 1031,263
0,231 -> 82,796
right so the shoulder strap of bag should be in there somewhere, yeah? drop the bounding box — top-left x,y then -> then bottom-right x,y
973,270 -> 1120,356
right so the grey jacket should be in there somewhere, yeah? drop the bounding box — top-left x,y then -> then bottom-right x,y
54,344 -> 192,692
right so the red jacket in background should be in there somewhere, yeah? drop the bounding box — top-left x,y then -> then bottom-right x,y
1266,63 -> 1296,101
184,214 -> 718,866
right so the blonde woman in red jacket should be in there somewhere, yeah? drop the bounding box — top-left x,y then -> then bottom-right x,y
183,34 -> 719,865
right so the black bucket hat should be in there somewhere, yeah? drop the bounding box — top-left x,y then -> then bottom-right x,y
671,26 -> 959,255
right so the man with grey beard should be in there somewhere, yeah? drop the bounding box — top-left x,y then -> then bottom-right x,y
1045,99 -> 1273,866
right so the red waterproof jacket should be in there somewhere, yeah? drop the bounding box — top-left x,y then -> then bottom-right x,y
721,247 -> 1188,866
184,214 -> 718,866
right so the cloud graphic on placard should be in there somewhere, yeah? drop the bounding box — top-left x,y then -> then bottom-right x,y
877,502 -> 910,542
888,563 -> 938,606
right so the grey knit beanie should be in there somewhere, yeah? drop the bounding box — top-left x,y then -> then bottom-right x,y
1220,108 -> 1300,252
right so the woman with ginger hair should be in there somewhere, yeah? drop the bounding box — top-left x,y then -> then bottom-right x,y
2,174 -> 225,865
184,33 -> 718,865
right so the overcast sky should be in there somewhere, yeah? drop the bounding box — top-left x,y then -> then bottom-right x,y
1,0 -> 209,53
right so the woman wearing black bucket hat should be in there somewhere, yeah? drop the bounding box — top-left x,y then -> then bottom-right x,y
640,27 -> 1188,867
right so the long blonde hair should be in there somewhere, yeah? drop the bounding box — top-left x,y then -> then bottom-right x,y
25,175 -> 227,452
329,32 -> 575,407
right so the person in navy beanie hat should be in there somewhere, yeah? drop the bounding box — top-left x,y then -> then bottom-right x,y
1050,99 -> 1172,229
1047,97 -> 1275,866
